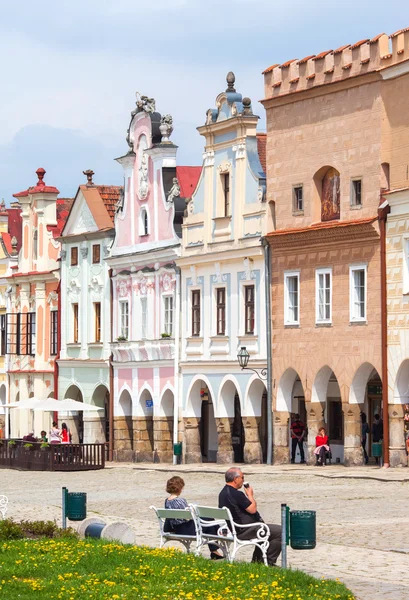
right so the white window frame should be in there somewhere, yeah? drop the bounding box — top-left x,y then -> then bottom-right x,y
213,285 -> 227,336
292,184 -> 304,212
284,271 -> 300,325
163,295 -> 174,336
140,296 -> 148,339
315,268 -> 332,324
349,264 -> 367,322
241,282 -> 256,335
191,288 -> 201,337
139,207 -> 149,236
350,177 -> 363,207
403,237 -> 409,295
119,300 -> 129,339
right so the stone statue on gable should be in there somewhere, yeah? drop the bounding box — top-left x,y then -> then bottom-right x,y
135,92 -> 156,114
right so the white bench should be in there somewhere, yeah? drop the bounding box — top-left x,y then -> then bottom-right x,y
150,504 -> 269,565
0,495 -> 8,519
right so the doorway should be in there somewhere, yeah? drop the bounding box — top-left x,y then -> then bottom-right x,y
231,394 -> 245,463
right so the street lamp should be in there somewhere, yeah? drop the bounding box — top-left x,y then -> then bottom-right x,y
237,346 -> 267,380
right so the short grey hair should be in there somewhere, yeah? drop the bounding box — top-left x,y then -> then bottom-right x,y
225,467 -> 242,482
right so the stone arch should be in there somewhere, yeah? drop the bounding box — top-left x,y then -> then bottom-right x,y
185,375 -> 215,418
115,388 -> 133,461
135,388 -> 154,461
246,376 -> 267,418
394,359 -> 409,403
218,376 -> 245,463
311,365 -> 333,405
117,388 -> 132,417
276,368 -> 300,413
350,363 -> 379,404
155,388 -> 174,462
217,375 -> 243,418
311,365 -> 344,463
245,377 -> 268,464
63,384 -> 84,444
88,384 -> 109,444
138,386 -> 154,417
184,376 -> 217,463
159,388 -> 174,417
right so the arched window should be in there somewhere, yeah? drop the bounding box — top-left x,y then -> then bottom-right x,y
321,167 -> 340,222
139,208 -> 149,236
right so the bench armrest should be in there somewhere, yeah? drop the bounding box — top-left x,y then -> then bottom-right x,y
232,521 -> 270,540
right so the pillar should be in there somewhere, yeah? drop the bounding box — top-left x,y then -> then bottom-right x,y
306,403 -> 325,464
113,416 -> 133,461
215,417 -> 234,464
83,416 -> 106,444
389,404 -> 407,467
343,403 -> 364,466
133,416 -> 154,462
243,416 -> 263,464
153,416 -> 173,463
183,417 -> 201,463
273,410 -> 290,464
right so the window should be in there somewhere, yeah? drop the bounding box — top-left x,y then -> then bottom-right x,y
92,244 -> 100,264
5,313 -> 19,354
120,301 -> 129,339
222,173 -> 230,217
73,303 -> 79,342
71,247 -> 78,266
351,179 -> 362,207
94,303 -> 101,342
293,185 -> 303,212
216,287 -> 226,335
316,269 -> 332,323
350,265 -> 367,322
244,285 -> 255,334
27,312 -> 36,356
50,311 -> 58,355
284,272 -> 300,325
320,167 -> 340,222
140,297 -> 147,339
0,314 -> 6,356
140,208 -> 149,236
163,296 -> 173,336
191,290 -> 201,336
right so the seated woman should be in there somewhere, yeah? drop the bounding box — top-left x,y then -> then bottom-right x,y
314,427 -> 330,466
165,476 -> 223,560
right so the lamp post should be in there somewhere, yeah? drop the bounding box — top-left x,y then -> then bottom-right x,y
237,347 -> 267,381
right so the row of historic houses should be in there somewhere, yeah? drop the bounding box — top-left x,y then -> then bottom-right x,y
2,27 -> 409,467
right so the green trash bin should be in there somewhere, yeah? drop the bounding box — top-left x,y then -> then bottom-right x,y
173,442 -> 182,456
290,510 -> 316,550
372,441 -> 382,458
66,492 -> 87,521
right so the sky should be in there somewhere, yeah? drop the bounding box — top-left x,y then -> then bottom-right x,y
1,0 -> 409,201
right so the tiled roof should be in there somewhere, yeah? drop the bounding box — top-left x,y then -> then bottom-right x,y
298,54 -> 316,64
176,167 -> 202,198
256,133 -> 267,174
49,198 -> 74,237
1,232 -> 12,255
262,64 -> 279,74
313,50 -> 332,60
280,59 -> 297,69
95,185 -> 123,224
333,44 -> 351,54
370,33 -> 386,43
350,39 -> 370,49
267,216 -> 377,237
13,168 -> 59,198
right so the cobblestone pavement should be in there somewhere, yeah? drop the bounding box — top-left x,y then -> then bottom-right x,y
3,463 -> 409,600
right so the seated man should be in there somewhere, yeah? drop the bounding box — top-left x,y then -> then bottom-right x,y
218,467 -> 281,566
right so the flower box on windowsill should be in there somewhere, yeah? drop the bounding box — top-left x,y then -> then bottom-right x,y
116,336 -> 128,342
161,333 -> 172,338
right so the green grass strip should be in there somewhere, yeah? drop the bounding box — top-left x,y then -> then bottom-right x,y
0,538 -> 355,599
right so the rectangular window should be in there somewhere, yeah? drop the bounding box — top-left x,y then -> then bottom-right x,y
27,312 -> 36,356
244,285 -> 255,334
5,313 -> 19,354
284,272 -> 300,325
94,302 -> 101,342
293,185 -> 303,212
50,311 -> 58,355
316,269 -> 332,323
120,301 -> 129,340
0,314 -> 6,356
350,266 -> 367,321
222,173 -> 230,217
216,287 -> 226,335
71,247 -> 78,266
191,290 -> 201,336
73,303 -> 79,343
164,296 -> 174,336
140,297 -> 147,339
351,179 -> 362,207
92,244 -> 101,264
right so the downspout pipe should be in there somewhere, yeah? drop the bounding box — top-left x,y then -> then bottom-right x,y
261,237 -> 273,465
378,199 -> 390,468
173,266 -> 181,465
53,280 -> 61,423
108,268 -> 114,462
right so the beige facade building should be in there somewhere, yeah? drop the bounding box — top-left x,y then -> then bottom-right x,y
263,29 -> 409,466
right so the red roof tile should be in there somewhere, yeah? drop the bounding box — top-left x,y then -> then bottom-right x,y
176,166 -> 202,198
256,133 -> 267,174
333,44 -> 350,54
351,39 -> 369,49
48,198 -> 74,237
267,216 -> 377,237
280,59 -> 297,69
13,168 -> 59,198
95,185 -> 122,224
298,55 -> 316,65
313,50 -> 332,60
370,33 -> 386,43
1,232 -> 12,255
390,27 -> 409,38
262,64 -> 279,74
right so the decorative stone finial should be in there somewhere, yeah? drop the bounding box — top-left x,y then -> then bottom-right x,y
11,235 -> 18,255
159,114 -> 174,143
0,198 -> 5,210
134,92 -> 156,114
226,71 -> 236,93
242,97 -> 253,115
83,169 -> 95,186
36,168 -> 46,187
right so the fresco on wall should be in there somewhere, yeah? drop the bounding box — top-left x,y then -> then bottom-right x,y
321,167 -> 340,221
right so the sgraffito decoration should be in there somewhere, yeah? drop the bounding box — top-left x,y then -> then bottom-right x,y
321,167 -> 340,221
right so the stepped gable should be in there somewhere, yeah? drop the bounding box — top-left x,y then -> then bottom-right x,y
262,27 -> 409,100
176,166 -> 202,199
